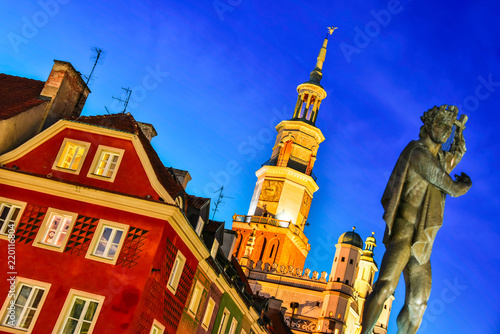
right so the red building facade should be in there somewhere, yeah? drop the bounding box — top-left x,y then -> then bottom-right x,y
0,115 -> 199,333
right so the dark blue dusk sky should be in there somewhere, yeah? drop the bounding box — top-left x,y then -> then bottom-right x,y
1,1 -> 499,332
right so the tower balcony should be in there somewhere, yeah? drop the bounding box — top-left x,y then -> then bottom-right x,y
261,156 -> 317,182
232,214 -> 309,249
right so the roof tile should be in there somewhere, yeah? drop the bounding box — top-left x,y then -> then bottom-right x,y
71,113 -> 186,201
0,74 -> 46,120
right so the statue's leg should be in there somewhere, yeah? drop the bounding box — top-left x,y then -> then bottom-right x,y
360,218 -> 412,334
396,257 -> 432,334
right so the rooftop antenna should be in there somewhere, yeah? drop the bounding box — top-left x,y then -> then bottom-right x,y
73,47 -> 106,117
211,186 -> 233,220
83,47 -> 106,87
111,87 -> 132,113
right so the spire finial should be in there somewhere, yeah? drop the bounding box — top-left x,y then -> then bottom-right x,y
309,26 -> 337,85
327,26 -> 338,37
352,226 -> 356,231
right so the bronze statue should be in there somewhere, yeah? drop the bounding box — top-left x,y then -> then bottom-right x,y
360,105 -> 472,334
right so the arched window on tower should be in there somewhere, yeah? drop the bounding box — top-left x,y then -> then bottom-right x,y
258,238 -> 267,262
261,239 -> 280,264
277,140 -> 293,167
234,233 -> 243,258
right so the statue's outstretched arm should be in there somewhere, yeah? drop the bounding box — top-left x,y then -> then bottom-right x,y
412,147 -> 471,197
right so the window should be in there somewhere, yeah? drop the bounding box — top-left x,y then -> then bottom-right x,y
87,145 -> 124,182
345,280 -> 349,285
0,277 -> 51,333
188,281 -> 204,316
175,196 -> 184,210
0,198 -> 26,240
211,239 -> 219,258
33,208 -> 78,252
195,216 -> 204,236
149,319 -> 165,334
341,257 -> 345,262
52,139 -> 90,174
349,259 -> 353,265
85,220 -> 129,265
52,289 -> 104,334
167,251 -> 186,294
201,298 -> 215,329
217,308 -> 230,334
228,318 -> 238,334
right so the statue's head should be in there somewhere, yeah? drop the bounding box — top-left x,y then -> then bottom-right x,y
419,105 -> 458,143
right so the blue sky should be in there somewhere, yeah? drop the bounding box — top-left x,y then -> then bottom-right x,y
1,0 -> 499,332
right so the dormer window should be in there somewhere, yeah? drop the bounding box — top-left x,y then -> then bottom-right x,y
175,195 -> 184,210
195,216 -> 205,236
211,239 -> 219,258
52,138 -> 90,174
87,145 -> 124,182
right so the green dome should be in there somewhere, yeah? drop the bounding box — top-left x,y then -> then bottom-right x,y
338,230 -> 363,249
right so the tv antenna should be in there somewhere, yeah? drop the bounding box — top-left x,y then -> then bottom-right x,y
211,186 -> 233,220
110,87 -> 132,113
83,47 -> 106,87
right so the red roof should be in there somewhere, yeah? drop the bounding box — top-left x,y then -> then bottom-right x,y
71,113 -> 186,202
69,114 -> 137,133
0,73 -> 46,120
187,194 -> 210,210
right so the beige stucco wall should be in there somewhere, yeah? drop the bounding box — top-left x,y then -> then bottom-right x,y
0,102 -> 48,155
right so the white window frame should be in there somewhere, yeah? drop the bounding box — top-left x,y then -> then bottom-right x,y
211,239 -> 219,259
33,208 -> 78,253
201,297 -> 215,329
52,138 -> 91,175
149,319 -> 165,334
167,250 -> 186,294
0,197 -> 26,241
195,216 -> 204,236
87,145 -> 125,182
217,308 -> 230,334
51,289 -> 104,334
0,277 -> 51,334
228,317 -> 238,334
85,220 -> 129,265
187,281 -> 204,316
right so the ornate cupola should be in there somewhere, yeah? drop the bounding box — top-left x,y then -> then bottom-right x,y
291,27 -> 336,125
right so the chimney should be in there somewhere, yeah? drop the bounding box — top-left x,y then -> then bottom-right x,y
172,168 -> 192,189
138,122 -> 158,142
39,60 -> 90,129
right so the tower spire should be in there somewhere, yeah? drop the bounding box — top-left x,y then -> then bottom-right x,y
309,26 -> 337,85
292,27 -> 336,125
